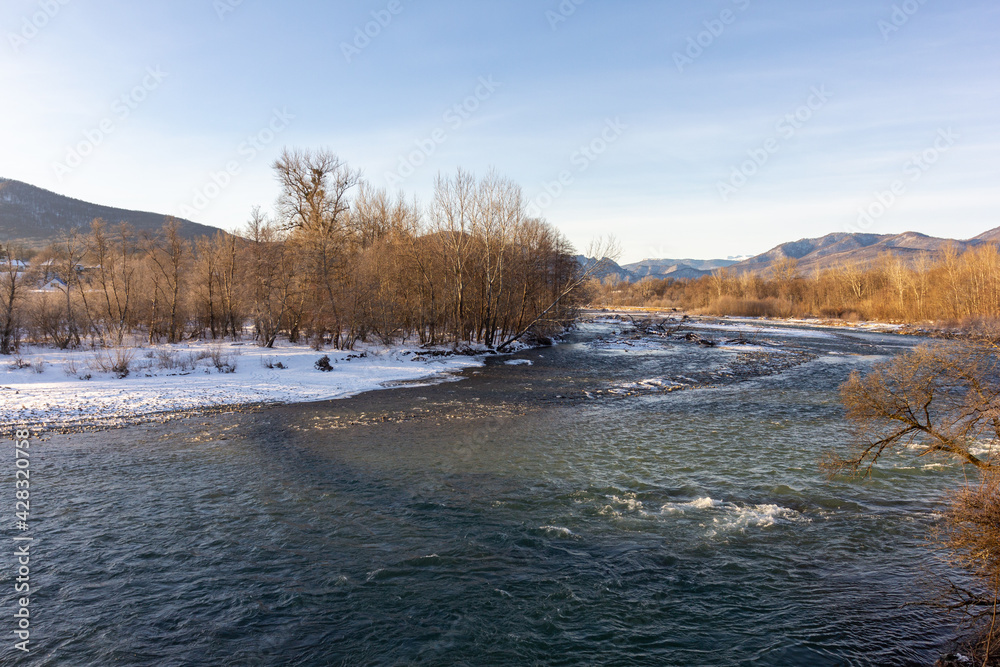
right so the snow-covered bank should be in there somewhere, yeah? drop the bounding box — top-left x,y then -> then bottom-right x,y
0,340 -> 488,431
584,309 -> 908,334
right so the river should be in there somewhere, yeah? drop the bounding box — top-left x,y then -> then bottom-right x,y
5,320 -> 966,665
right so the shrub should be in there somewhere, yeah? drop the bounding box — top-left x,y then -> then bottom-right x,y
150,350 -> 199,372
818,306 -> 845,319
702,296 -> 795,318
315,355 -> 334,372
91,346 -> 135,379
209,345 -> 238,374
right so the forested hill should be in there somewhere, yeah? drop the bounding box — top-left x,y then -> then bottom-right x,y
0,178 -> 223,248
728,230 -> 996,275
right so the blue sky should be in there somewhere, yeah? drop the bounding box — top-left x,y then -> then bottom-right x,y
1,0 -> 997,262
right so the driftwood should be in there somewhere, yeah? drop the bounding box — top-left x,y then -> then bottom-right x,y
683,332 -> 716,347
629,316 -> 684,337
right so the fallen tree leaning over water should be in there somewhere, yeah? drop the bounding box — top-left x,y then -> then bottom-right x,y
833,340 -> 1000,664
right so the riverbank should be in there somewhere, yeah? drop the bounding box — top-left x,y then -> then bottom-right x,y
1,314 -> 911,433
0,339 -> 489,432
584,306 -> 996,340
583,307 -> 906,333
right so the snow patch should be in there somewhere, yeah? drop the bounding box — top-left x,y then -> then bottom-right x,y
1,340 -> 485,430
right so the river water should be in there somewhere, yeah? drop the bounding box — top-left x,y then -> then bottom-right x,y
6,321 -> 969,665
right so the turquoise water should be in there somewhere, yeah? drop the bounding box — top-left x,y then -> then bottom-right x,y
7,323 -> 965,665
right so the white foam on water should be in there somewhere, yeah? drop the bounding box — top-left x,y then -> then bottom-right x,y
688,323 -> 836,339
714,503 -> 806,531
968,441 -> 999,458
610,378 -> 687,393
597,492 -> 649,518
659,497 -> 719,514
660,496 -> 807,533
540,525 -> 574,538
609,495 -> 644,512
504,359 -> 533,366
587,338 -> 670,352
718,344 -> 781,353
685,497 -> 720,510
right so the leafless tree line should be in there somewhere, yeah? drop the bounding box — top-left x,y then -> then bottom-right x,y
592,246 -> 1000,325
0,150 -> 592,354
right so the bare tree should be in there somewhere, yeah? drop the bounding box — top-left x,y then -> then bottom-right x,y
192,235 -> 219,339
31,229 -> 87,348
243,208 -> 297,348
0,242 -> 28,355
709,267 -> 736,300
142,219 -> 190,343
497,236 -> 620,351
432,168 -> 478,344
273,148 -> 362,348
833,342 -> 1000,474
474,170 -> 522,346
84,220 -> 139,346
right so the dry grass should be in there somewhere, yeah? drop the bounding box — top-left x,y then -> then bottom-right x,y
700,296 -> 797,318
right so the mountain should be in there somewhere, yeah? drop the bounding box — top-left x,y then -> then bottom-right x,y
577,256 -> 739,282
0,178 -> 224,248
729,230 -> 993,275
576,255 -> 635,282
582,225 -> 1000,283
623,258 -> 738,281
625,258 -> 737,273
973,227 -> 1000,244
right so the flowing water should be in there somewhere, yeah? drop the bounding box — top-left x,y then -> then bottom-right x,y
5,321 -> 970,665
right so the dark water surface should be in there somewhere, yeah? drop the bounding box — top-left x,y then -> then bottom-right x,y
5,322 -> 970,665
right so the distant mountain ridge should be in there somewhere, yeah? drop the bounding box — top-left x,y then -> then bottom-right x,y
0,178 -> 223,248
583,226 -> 1000,283
577,256 -> 738,282
728,229 -> 996,275
624,258 -> 737,280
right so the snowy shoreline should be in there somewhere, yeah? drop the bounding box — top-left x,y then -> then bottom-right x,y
0,313 -> 917,434
1,340 -> 490,432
